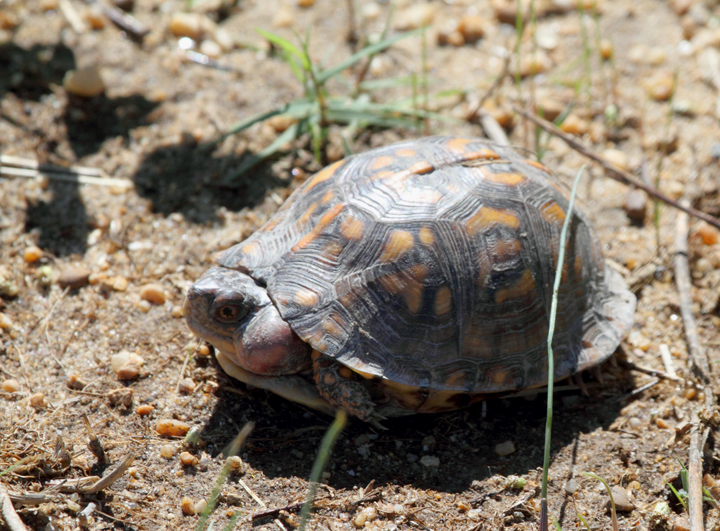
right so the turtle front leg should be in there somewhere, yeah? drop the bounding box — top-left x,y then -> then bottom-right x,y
312,351 -> 386,425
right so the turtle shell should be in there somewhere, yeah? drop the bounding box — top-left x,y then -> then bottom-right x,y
218,136 -> 635,395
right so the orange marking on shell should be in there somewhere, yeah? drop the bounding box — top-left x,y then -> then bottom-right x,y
338,366 -> 353,379
323,241 -> 344,261
304,160 -> 343,191
300,203 -> 318,225
316,203 -> 344,230
418,227 -> 435,245
574,254 -> 583,276
370,169 -> 396,181
295,288 -> 319,307
462,149 -> 500,161
494,269 -> 536,304
407,161 -> 434,174
484,172 -> 527,186
321,190 -> 334,203
311,350 -> 322,361
294,231 -> 317,250
372,155 -> 395,170
445,137 -> 475,153
462,333 -> 489,355
396,148 -> 417,157
492,370 -> 509,385
380,230 -> 414,262
240,241 -> 260,257
541,201 -> 566,226
261,217 -> 280,232
402,264 -> 427,314
445,371 -> 467,388
525,159 -> 551,173
465,206 -> 520,236
323,373 -> 336,385
434,285 -> 453,316
340,216 -> 365,241
354,368 -> 379,380
493,238 -> 521,261
322,315 -> 344,337
378,272 -> 404,296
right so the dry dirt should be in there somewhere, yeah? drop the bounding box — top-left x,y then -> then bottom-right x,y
1,0 -> 720,530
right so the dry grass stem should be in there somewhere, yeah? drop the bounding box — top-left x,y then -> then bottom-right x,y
80,453 -> 135,494
0,487 -> 28,531
513,107 -> 720,230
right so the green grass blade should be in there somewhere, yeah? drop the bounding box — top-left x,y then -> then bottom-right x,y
577,512 -> 591,530
196,422 -> 254,531
582,472 -> 619,531
223,119 -> 302,183
665,481 -> 688,511
0,456 -> 30,477
540,165 -> 585,531
256,28 -> 310,71
298,410 -> 347,531
316,30 -> 420,84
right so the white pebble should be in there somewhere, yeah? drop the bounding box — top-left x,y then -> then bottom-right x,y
419,455 -> 440,467
494,440 -> 516,456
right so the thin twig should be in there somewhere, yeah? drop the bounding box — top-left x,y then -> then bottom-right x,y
0,158 -> 132,189
674,204 -> 712,382
658,344 -> 678,380
621,360 -> 681,382
466,53 -> 512,121
238,479 -> 286,531
513,107 -> 720,230
58,0 -> 87,33
96,0 -> 149,39
479,111 -> 510,146
252,501 -> 304,522
80,453 -> 135,494
1,487 -> 28,531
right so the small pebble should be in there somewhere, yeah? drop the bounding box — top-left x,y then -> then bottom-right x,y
656,418 -> 670,429
694,222 -> 720,245
29,392 -> 45,408
421,435 -> 436,451
171,305 -> 185,318
111,351 -> 145,373
684,387 -> 697,400
297,0 -> 315,6
137,404 -> 155,416
181,496 -> 195,516
160,444 -> 175,458
194,500 -> 208,515
197,343 -> 211,357
560,114 -> 589,136
536,99 -> 564,121
178,378 -> 196,394
494,440 -> 516,456
179,451 -> 199,466
85,7 -> 107,30
603,148 -> 630,171
519,52 -> 552,77
610,485 -> 635,512
623,190 -> 648,225
107,389 -> 132,408
137,300 -> 151,313
272,7 -> 294,27
64,67 -> 105,98
506,475 -> 527,490
267,114 -> 298,133
648,74 -> 674,101
0,313 -> 13,330
457,15 -> 484,44
673,516 -> 691,531
227,455 -> 245,475
57,266 -> 91,289
600,39 -> 613,60
654,501 -> 671,517
362,2 -> 381,20
565,478 -> 579,494
112,276 -> 129,291
66,374 -> 87,390
199,39 -> 222,59
353,506 -> 378,528
24,246 -> 43,263
156,418 -> 191,437
117,363 -> 140,381
140,284 -> 166,305
1,379 -> 20,393
169,12 -> 207,41
394,3 -> 436,30
420,455 -> 440,467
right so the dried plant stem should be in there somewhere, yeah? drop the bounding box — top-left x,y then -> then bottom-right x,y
513,107 -> 720,230
1,487 -> 28,531
674,204 -> 714,531
540,165 -> 585,530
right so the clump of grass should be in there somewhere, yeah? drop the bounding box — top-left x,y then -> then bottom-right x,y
218,28 -> 452,183
667,456 -> 720,512
539,165 -> 585,531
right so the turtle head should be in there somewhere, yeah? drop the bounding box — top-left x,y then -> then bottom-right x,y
184,267 -> 310,375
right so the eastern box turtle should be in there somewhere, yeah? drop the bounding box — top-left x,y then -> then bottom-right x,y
185,136 -> 636,424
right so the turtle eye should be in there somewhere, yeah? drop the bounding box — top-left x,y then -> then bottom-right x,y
213,304 -> 248,324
